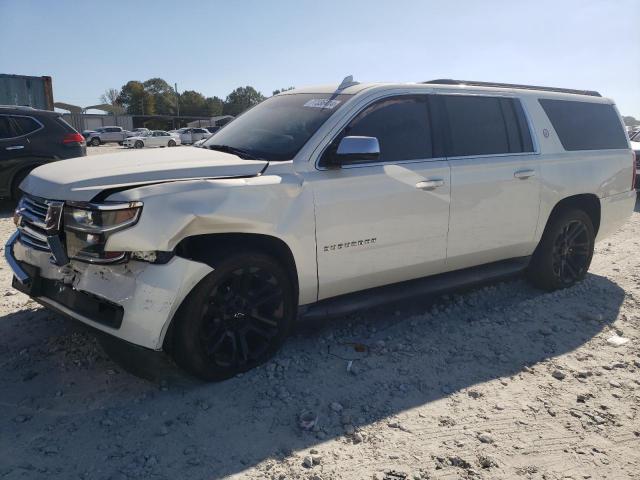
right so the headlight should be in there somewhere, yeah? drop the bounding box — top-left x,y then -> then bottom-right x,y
63,201 -> 142,263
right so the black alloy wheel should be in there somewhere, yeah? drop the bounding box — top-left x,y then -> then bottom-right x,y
172,251 -> 294,381
527,208 -> 595,291
200,266 -> 285,368
551,219 -> 591,286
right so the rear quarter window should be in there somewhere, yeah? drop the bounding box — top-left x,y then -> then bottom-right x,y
11,116 -> 41,136
538,99 -> 628,151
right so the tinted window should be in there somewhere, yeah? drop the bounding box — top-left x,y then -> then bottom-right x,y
442,96 -> 513,157
0,116 -> 14,139
539,99 -> 628,151
106,127 -> 120,132
344,96 -> 432,162
11,116 -> 40,136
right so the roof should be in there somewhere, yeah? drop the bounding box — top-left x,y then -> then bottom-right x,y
281,79 -> 611,103
0,104 -> 58,115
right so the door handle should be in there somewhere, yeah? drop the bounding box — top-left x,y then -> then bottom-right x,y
514,169 -> 535,179
6,145 -> 24,151
416,178 -> 445,190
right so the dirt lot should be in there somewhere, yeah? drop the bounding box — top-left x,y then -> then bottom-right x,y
0,149 -> 639,479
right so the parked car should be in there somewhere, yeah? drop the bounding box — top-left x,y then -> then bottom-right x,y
86,126 -> 129,146
7,79 -> 635,381
0,105 -> 85,198
123,130 -> 179,148
180,127 -> 211,145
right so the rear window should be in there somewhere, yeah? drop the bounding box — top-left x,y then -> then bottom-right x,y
538,99 -> 628,151
442,95 -> 534,157
11,116 -> 41,136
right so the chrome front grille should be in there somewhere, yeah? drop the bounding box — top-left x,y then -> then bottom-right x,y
16,195 -> 53,252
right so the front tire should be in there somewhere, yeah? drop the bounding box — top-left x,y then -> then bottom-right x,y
527,208 -> 595,291
90,137 -> 100,146
172,251 -> 295,381
134,140 -> 144,149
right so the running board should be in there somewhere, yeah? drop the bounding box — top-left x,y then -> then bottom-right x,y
298,256 -> 531,322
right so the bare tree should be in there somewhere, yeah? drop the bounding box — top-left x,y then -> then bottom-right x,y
100,88 -> 124,113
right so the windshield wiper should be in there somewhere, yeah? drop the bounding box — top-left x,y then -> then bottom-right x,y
207,144 -> 262,160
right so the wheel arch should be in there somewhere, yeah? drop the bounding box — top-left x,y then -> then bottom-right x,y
544,194 -> 601,236
163,232 -> 300,350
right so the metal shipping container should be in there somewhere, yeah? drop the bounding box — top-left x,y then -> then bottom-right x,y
0,74 -> 54,110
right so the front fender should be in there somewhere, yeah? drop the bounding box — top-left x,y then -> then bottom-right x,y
104,173 -> 318,305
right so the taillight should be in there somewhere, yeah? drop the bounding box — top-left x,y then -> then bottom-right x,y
63,133 -> 85,144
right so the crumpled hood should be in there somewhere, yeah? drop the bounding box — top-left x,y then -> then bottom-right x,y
20,147 -> 268,201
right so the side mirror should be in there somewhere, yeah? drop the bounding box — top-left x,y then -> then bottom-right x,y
331,136 -> 380,166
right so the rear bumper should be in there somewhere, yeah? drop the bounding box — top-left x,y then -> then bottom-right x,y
596,190 -> 636,241
5,233 -> 212,350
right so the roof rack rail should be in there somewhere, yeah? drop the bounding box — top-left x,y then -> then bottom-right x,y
422,79 -> 601,97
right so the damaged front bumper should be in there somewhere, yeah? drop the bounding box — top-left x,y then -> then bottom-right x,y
5,232 -> 212,350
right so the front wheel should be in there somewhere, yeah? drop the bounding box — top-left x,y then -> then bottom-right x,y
90,137 -> 100,146
134,140 -> 144,149
527,208 -> 595,291
172,251 -> 295,381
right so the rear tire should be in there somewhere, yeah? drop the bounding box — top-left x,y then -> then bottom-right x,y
526,208 -> 595,291
168,140 -> 176,147
172,251 -> 295,381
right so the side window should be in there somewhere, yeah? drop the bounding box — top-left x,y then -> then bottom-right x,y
442,95 -> 511,157
0,116 -> 15,139
343,96 -> 432,162
11,116 -> 41,136
538,99 -> 628,151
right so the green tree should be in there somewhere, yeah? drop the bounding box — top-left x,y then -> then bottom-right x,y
205,96 -> 224,116
117,81 -> 155,115
272,86 -> 295,96
143,78 -> 176,115
179,90 -> 207,116
223,86 -> 265,116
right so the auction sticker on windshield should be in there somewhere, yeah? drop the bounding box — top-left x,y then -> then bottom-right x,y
303,99 -> 341,109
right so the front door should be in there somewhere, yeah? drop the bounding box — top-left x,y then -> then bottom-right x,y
311,95 -> 451,300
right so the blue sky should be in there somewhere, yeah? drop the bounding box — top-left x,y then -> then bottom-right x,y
1,0 -> 639,116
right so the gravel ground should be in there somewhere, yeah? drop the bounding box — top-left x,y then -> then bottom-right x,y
0,150 -> 638,479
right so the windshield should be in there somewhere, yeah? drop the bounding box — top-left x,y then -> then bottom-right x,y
203,93 -> 352,161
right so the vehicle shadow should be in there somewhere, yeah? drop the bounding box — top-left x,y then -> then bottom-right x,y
0,269 -> 625,479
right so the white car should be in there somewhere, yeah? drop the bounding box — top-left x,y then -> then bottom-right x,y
123,130 -> 179,148
180,127 -> 211,145
9,78 -> 635,381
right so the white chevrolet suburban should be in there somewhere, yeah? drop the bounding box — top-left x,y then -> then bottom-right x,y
7,78 -> 635,381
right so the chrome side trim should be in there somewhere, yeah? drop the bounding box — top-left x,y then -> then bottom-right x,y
5,231 -> 30,284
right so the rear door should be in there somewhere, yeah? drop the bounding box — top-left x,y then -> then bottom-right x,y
438,94 -> 540,269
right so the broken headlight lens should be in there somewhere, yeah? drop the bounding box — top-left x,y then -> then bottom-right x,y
63,202 -> 143,263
